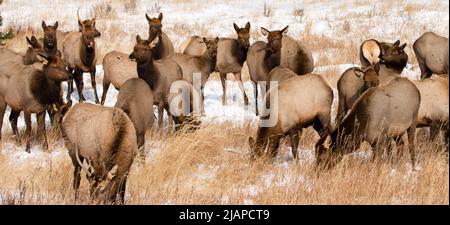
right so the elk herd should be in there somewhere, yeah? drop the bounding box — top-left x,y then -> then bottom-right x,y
0,9 -> 448,204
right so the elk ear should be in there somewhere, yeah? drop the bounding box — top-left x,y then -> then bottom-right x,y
26,36 -> 33,46
354,68 -> 364,78
260,27 -> 269,36
245,22 -> 251,30
281,25 -> 289,34
145,13 -> 151,22
136,35 -> 143,43
36,53 -> 49,65
158,12 -> 163,21
106,165 -> 118,180
399,43 -> 407,50
394,40 -> 400,46
233,23 -> 240,32
149,36 -> 160,48
215,37 -> 219,43
129,52 -> 135,59
94,29 -> 101,38
248,137 -> 255,147
202,37 -> 208,44
91,18 -> 96,27
42,21 -> 47,29
54,21 -> 59,29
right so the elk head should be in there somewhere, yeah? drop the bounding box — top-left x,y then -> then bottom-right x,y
379,40 -> 408,70
260,25 -> 289,54
77,8 -> 101,49
23,36 -> 44,65
42,21 -> 58,52
36,50 -> 71,81
146,12 -> 163,40
354,63 -> 380,90
233,22 -> 251,49
203,37 -> 219,59
129,35 -> 160,64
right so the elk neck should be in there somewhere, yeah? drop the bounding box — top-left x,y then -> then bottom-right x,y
80,38 -> 96,69
233,40 -> 248,66
148,32 -> 164,60
200,50 -> 217,74
264,49 -> 281,72
136,55 -> 160,90
30,69 -> 62,105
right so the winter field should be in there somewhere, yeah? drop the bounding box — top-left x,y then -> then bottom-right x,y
0,0 -> 448,204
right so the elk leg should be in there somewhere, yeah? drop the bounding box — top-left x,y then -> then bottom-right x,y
220,73 -> 227,105
235,72 -> 249,106
24,111 -> 32,153
336,92 -> 347,126
66,68 -> 74,101
417,56 -> 432,79
74,71 -> 85,103
90,71 -> 100,104
37,111 -> 48,151
118,176 -> 128,205
288,128 -> 300,160
69,151 -> 82,201
407,125 -> 417,170
100,77 -> 110,105
9,110 -> 20,142
158,104 -> 164,136
0,101 -> 6,141
429,121 -> 441,143
252,81 -> 259,116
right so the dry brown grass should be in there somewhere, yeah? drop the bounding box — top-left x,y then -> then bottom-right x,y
0,122 -> 448,205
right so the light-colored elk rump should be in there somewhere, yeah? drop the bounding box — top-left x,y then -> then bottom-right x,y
0,51 -> 71,152
62,103 -> 137,204
247,26 -> 289,116
101,51 -> 138,105
413,32 -> 449,79
248,74 -> 333,160
172,37 -> 218,112
129,35 -> 191,133
145,13 -> 174,60
412,74 -> 449,143
63,9 -> 101,103
115,78 -> 154,153
337,40 -> 408,124
360,39 -> 382,68
317,77 -> 420,170
182,22 -> 252,106
280,35 -> 314,75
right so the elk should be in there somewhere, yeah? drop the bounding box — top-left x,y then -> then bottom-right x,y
413,32 -> 449,79
182,22 -> 252,106
0,50 -> 71,152
63,9 -> 101,103
100,51 -> 137,105
249,72 -> 333,160
317,76 -> 420,170
247,26 -> 289,115
130,35 -> 198,132
172,37 -> 218,113
115,78 -> 154,156
145,13 -> 174,59
62,103 -> 137,204
336,40 -> 408,124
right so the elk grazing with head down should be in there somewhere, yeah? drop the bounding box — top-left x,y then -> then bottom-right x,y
100,50 -> 137,105
182,22 -> 252,106
249,71 -> 333,160
62,103 -> 137,204
130,35 -> 200,132
317,75 -> 420,170
413,32 -> 449,79
145,12 -> 174,59
63,8 -> 101,103
172,37 -> 218,113
247,25 -> 288,115
0,50 -> 71,152
336,40 -> 408,124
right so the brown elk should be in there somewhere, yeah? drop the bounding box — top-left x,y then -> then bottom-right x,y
100,51 -> 137,105
172,37 -> 218,113
62,103 -> 137,204
0,50 -> 71,152
413,32 -> 449,79
336,40 -> 408,124
182,22 -> 252,106
115,78 -> 154,155
317,76 -> 420,170
63,9 -> 101,103
247,25 -> 289,115
145,13 -> 174,59
41,21 -> 59,56
249,72 -> 333,160
129,35 -> 190,132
